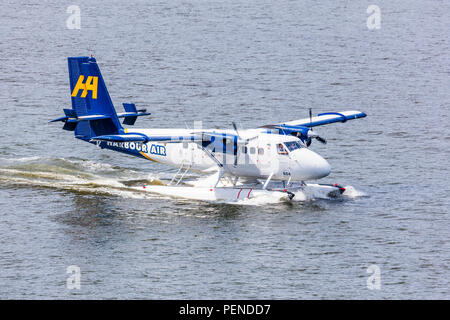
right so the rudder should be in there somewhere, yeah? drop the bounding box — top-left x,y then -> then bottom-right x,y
67,56 -> 122,141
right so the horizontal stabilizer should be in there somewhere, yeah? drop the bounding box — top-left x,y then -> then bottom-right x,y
50,109 -> 114,131
50,109 -> 111,123
49,108 -> 77,123
117,103 -> 151,125
50,116 -> 69,123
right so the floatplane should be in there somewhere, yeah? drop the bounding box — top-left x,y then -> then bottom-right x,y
51,56 -> 367,202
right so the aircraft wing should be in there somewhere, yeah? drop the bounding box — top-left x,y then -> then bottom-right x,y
265,110 -> 367,128
193,132 -> 238,141
89,131 -> 237,144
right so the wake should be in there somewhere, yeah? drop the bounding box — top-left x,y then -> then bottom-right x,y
0,156 -> 162,199
0,157 -> 366,205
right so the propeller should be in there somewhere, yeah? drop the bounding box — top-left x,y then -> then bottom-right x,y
232,121 -> 258,143
305,108 -> 327,146
315,135 -> 327,144
309,107 -> 312,127
231,121 -> 259,165
232,121 -> 240,137
231,121 -> 241,166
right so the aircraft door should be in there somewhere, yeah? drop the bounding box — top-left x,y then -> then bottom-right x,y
180,141 -> 195,166
276,143 -> 291,179
256,143 -> 275,176
231,142 -> 259,177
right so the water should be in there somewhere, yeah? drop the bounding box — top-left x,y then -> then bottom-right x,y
0,0 -> 449,299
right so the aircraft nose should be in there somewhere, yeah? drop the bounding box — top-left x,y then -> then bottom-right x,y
290,148 -> 331,180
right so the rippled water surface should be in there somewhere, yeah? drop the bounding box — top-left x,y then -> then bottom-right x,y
0,0 -> 449,299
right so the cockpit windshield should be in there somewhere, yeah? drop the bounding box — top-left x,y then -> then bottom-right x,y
277,141 -> 304,155
284,141 -> 303,152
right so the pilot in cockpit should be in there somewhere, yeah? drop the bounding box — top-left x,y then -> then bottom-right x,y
277,143 -> 288,155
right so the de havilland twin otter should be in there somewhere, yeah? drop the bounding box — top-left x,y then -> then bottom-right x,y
51,56 -> 367,202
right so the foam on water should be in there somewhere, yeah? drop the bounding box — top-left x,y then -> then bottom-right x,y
233,193 -> 291,206
236,185 -> 366,206
342,185 -> 367,198
0,156 -> 164,199
0,156 -> 367,205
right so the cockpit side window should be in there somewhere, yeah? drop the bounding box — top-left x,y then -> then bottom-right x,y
277,143 -> 288,155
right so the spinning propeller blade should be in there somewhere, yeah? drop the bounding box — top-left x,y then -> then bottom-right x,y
315,135 -> 327,144
306,108 -> 327,146
232,122 -> 258,143
309,108 -> 312,128
232,121 -> 240,137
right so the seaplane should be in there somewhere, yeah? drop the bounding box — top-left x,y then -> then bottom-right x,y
51,56 -> 367,202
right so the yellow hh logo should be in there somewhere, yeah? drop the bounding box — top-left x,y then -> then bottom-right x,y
71,75 -> 98,99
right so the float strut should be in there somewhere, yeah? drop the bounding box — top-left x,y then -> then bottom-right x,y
214,169 -> 225,188
263,172 -> 274,190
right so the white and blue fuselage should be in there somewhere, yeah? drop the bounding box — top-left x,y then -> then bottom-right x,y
97,127 -> 331,181
52,56 -> 366,191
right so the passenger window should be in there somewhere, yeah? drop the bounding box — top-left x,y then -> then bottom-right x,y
250,147 -> 256,154
258,148 -> 264,155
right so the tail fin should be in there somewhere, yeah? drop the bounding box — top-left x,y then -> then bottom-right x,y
66,56 -> 122,141
51,56 -> 151,141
